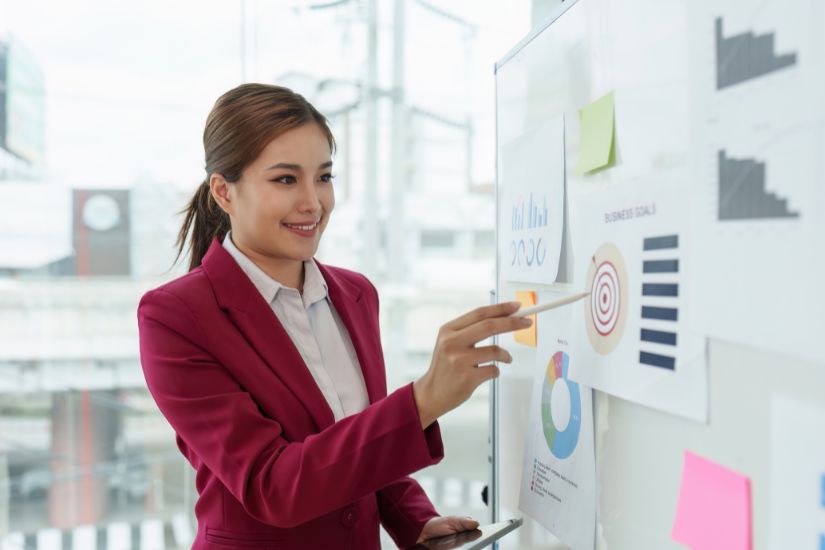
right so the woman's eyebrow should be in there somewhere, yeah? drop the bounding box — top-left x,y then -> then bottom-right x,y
266,161 -> 333,171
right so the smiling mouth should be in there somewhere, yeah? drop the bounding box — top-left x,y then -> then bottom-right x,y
283,221 -> 320,231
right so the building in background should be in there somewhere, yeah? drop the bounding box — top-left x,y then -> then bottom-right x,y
0,34 -> 46,181
0,36 -> 188,536
0,177 -> 187,543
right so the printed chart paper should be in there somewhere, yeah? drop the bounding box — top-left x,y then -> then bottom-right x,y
687,0 -> 825,363
672,451 -> 752,550
569,183 -> 708,422
519,297 -> 595,550
499,114 -> 566,284
770,395 -> 825,550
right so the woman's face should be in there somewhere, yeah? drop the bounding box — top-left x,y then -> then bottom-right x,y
220,123 -> 335,265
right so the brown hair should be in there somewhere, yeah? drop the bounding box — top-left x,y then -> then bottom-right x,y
174,83 -> 336,271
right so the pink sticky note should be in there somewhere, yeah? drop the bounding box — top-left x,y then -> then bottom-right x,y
672,451 -> 752,550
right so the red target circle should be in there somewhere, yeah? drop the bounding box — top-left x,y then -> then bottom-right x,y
590,261 -> 621,336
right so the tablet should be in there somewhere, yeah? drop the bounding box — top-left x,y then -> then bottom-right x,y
411,518 -> 523,550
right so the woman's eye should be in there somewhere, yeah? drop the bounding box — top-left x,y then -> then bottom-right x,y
320,173 -> 336,183
271,175 -> 296,184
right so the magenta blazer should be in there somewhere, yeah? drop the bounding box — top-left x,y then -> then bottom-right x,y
137,238 -> 443,549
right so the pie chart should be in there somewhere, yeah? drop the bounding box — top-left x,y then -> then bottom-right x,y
540,351 -> 581,459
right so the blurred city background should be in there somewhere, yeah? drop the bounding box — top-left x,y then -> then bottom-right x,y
0,1 -> 556,548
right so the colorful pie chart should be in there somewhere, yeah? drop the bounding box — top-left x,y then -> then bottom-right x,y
540,351 -> 581,459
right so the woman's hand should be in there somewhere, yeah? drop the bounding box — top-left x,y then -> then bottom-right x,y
412,301 -> 531,429
416,515 -> 480,544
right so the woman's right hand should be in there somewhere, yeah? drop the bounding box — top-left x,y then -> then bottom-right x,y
412,301 -> 532,429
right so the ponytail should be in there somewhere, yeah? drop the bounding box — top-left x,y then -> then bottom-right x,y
174,178 -> 230,272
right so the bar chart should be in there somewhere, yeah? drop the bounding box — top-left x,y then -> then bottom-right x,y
639,235 -> 680,370
715,17 -> 797,89
717,150 -> 798,221
511,192 -> 549,231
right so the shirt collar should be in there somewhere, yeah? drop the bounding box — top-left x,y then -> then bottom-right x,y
222,231 -> 328,308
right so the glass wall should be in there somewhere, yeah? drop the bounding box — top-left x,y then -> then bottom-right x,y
0,1 -> 531,547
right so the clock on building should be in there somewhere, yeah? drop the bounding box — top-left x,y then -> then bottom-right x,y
81,193 -> 121,231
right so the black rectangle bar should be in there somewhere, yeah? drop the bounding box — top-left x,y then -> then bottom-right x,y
642,283 -> 679,297
639,351 -> 676,370
643,259 -> 679,273
643,235 -> 679,250
641,306 -> 678,321
640,328 -> 677,346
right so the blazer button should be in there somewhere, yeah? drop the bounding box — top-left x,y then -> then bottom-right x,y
340,507 -> 358,527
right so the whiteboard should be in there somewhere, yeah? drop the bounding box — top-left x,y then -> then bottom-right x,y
492,0 -> 825,548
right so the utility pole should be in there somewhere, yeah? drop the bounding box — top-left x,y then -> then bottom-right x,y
240,0 -> 247,81
362,0 -> 379,277
385,0 -> 409,399
389,0 -> 407,282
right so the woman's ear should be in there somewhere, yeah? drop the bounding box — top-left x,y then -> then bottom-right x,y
209,173 -> 233,215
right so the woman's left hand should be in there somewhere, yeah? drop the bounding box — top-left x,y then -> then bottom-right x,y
416,515 -> 480,543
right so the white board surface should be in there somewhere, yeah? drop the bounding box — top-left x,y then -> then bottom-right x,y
493,1 -> 825,548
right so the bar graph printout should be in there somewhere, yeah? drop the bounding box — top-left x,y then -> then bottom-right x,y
499,114 -> 566,284
693,129 -> 823,362
569,183 -> 707,422
688,0 -> 825,363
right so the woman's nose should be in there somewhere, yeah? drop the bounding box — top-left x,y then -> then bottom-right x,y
297,182 -> 322,212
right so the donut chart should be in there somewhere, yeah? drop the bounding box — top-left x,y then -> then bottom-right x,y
540,351 -> 581,459
584,242 -> 629,355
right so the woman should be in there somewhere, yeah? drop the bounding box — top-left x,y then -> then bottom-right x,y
137,83 -> 531,549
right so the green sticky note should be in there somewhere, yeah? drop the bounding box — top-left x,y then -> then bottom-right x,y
575,91 -> 616,175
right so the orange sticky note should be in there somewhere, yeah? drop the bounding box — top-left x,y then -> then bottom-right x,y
514,291 -> 537,347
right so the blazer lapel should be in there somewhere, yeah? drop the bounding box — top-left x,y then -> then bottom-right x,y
200,238 -> 335,430
316,261 -> 384,405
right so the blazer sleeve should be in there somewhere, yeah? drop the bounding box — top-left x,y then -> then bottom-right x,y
137,287 -> 444,529
358,275 -> 441,547
377,476 -> 439,548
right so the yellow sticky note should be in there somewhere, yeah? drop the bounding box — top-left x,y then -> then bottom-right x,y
575,91 -> 616,174
514,291 -> 537,347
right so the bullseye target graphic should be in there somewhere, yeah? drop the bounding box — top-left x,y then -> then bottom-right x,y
584,243 -> 628,355
592,262 -> 621,336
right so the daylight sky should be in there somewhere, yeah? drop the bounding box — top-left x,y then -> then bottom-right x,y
1,0 -> 531,190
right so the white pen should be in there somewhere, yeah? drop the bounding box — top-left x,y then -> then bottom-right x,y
510,291 -> 591,317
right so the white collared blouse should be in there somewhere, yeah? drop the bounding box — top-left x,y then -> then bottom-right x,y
223,232 -> 370,421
